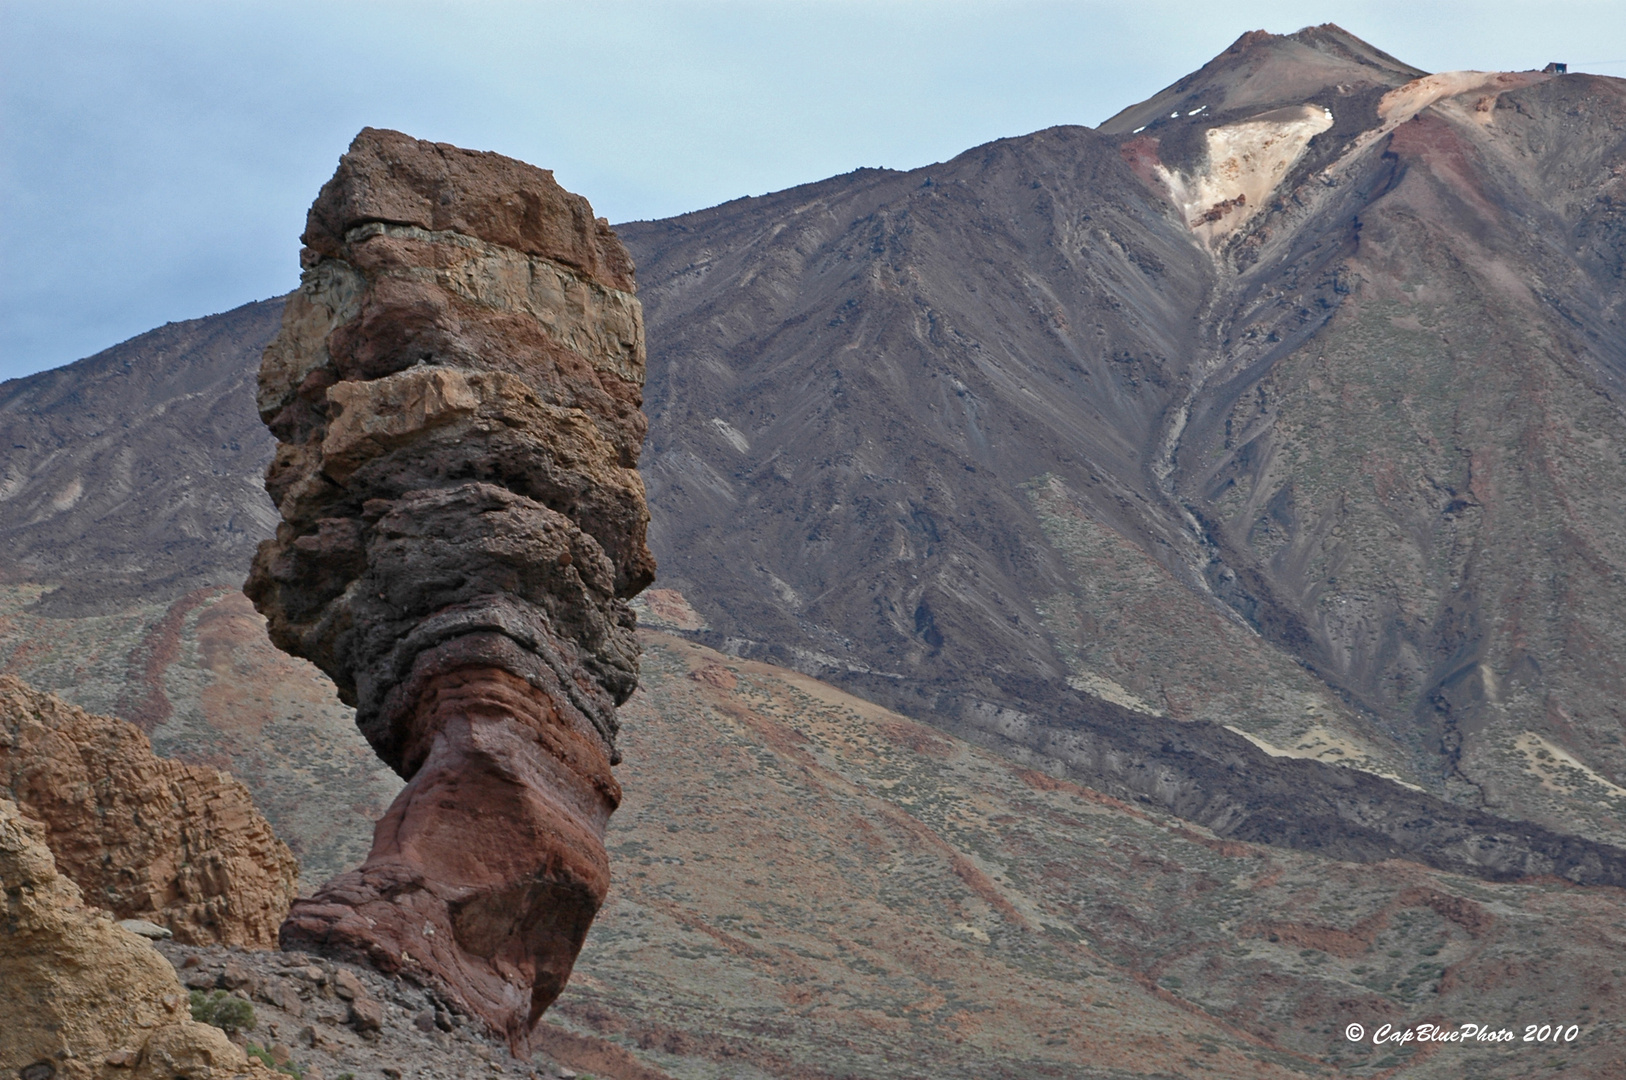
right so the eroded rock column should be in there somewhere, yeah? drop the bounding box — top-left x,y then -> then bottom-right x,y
245,128 -> 653,1048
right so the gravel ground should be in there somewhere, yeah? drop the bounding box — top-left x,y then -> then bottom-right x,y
153,942 -> 585,1080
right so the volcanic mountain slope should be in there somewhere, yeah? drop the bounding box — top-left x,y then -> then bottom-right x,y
617,24 -> 1626,850
0,304 -> 404,889
550,630 -> 1626,1079
4,25 -> 1626,884
0,299 -> 284,613
0,580 -> 400,891
14,625 -> 1625,1079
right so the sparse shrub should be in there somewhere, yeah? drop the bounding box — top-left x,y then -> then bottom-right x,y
189,989 -> 255,1035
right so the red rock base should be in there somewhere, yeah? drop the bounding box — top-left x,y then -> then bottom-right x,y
280,667 -> 620,1050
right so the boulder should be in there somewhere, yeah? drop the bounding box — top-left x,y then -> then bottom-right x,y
0,675 -> 299,947
0,798 -> 267,1080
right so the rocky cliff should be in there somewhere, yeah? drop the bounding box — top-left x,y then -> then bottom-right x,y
0,798 -> 268,1080
245,128 -> 653,1049
0,675 -> 297,946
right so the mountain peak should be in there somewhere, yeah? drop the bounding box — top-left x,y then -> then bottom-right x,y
1099,23 -> 1425,135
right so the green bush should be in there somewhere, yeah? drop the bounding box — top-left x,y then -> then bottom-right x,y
189,989 -> 256,1035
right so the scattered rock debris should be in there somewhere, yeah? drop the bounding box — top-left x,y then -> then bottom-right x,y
154,943 -> 598,1080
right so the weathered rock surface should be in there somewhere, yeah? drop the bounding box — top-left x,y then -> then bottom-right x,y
0,675 -> 298,946
0,583 -> 404,894
246,128 -> 653,1048
0,798 -> 267,1080
152,943 -> 663,1080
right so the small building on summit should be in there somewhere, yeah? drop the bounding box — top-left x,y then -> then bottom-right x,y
1543,62 -> 1568,74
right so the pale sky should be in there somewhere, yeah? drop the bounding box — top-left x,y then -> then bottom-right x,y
4,0 -> 1624,381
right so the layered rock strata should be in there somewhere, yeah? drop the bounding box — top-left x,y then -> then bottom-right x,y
0,798 -> 267,1080
0,675 -> 298,946
245,128 -> 652,1048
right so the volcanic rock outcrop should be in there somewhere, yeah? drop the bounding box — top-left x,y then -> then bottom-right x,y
0,675 -> 298,946
0,798 -> 267,1080
245,128 -> 653,1048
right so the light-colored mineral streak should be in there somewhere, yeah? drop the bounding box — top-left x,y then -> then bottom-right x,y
1156,104 -> 1335,245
